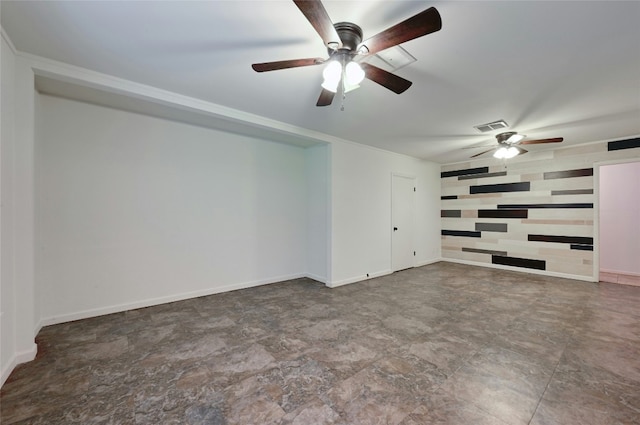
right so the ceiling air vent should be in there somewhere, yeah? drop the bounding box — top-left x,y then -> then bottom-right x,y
474,120 -> 509,133
361,45 -> 417,72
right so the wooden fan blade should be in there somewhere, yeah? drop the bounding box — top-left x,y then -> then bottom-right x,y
252,57 -> 324,72
519,137 -> 563,145
316,88 -> 335,106
359,7 -> 442,55
462,144 -> 495,150
293,0 -> 342,48
471,148 -> 495,158
360,63 -> 412,94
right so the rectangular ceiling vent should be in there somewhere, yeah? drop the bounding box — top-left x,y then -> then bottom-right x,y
361,45 -> 417,72
474,120 -> 509,133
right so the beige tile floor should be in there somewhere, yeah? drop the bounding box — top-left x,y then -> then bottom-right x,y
2,262 -> 639,424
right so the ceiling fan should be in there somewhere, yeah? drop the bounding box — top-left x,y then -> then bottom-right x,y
251,0 -> 442,106
470,132 -> 564,159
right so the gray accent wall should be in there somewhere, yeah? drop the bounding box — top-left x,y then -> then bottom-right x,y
441,139 -> 640,279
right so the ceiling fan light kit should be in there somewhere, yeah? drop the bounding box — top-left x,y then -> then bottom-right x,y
493,146 -> 519,159
345,62 -> 365,85
321,60 -> 342,92
251,0 -> 442,107
321,57 -> 365,94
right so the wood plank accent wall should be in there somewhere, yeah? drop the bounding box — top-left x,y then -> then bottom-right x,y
441,137 -> 640,278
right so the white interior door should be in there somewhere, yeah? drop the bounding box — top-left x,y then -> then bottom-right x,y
392,174 -> 415,272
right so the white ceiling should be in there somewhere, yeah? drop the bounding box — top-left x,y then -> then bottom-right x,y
3,0 -> 640,164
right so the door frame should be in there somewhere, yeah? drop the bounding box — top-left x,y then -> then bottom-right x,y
391,172 -> 416,272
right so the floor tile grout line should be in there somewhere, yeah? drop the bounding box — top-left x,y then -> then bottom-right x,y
424,334 -> 534,425
526,341 -> 567,425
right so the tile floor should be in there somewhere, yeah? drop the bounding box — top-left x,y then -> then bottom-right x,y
1,262 -> 639,424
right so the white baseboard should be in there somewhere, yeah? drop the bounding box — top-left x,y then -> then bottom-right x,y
327,269 -> 392,288
304,272 -> 328,284
441,257 -> 597,282
7,273 -> 312,387
39,272 -> 306,327
1,343 -> 37,388
415,258 -> 441,267
325,259 -> 441,289
22,257 -> 597,335
600,268 -> 640,277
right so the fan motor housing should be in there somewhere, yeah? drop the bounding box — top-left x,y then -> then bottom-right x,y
496,131 -> 517,145
330,22 -> 363,53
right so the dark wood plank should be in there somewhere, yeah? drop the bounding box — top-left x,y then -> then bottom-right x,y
252,58 -> 324,72
543,168 -> 593,180
441,167 -> 489,178
607,137 -> 640,151
441,210 -> 461,218
470,182 -> 530,194
463,247 -> 508,256
519,137 -> 563,145
458,171 -> 507,180
475,223 -> 508,232
360,63 -> 412,94
528,234 -> 593,245
360,7 -> 441,55
492,255 -> 546,270
478,209 -> 528,219
571,244 -> 594,251
316,88 -> 335,106
293,0 -> 341,47
441,230 -> 481,238
497,203 -> 593,209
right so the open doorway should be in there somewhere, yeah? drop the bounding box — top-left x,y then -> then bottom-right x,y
597,160 -> 640,286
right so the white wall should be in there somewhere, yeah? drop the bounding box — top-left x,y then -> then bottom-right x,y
1,32 -> 40,387
36,95 -> 308,324
305,144 -> 330,283
599,161 -> 640,275
1,44 -> 444,386
330,141 -> 441,286
1,30 -> 17,386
